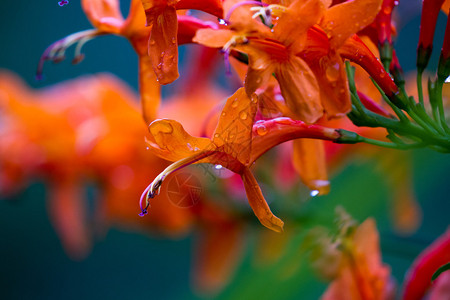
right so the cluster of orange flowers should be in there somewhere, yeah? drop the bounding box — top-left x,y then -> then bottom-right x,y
2,0 -> 450,298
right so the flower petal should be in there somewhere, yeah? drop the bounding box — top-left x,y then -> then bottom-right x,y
139,55 -> 161,124
306,52 -> 350,118
276,56 -> 323,123
176,0 -> 224,18
274,0 -> 327,54
320,0 -> 383,48
241,167 -> 284,232
81,0 -> 124,33
292,139 -> 330,195
147,119 -> 212,161
148,5 -> 179,84
193,28 -> 235,48
212,88 -> 258,165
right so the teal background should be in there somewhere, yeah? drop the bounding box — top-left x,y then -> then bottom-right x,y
0,1 -> 449,299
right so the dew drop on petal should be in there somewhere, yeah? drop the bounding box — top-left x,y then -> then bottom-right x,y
231,98 -> 239,108
215,164 -> 223,170
255,124 -> 268,136
171,37 -> 176,44
153,121 -> 173,134
445,76 -> 450,83
325,62 -> 340,82
310,190 -> 319,197
150,40 -> 156,45
239,111 -> 248,120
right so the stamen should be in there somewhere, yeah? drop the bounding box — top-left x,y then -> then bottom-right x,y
225,1 -> 268,24
138,150 -> 214,216
249,4 -> 287,27
36,29 -> 101,81
221,35 -> 249,77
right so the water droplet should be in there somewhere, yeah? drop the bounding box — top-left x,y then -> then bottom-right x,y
310,190 -> 319,197
157,63 -> 162,69
153,121 -> 173,134
379,72 -> 386,78
231,98 -> 239,108
239,111 -> 248,120
150,40 -> 156,45
383,6 -> 392,14
445,76 -> 450,83
219,19 -> 227,25
187,143 -> 193,151
171,37 -> 176,44
325,62 -> 340,82
255,124 -> 268,136
251,95 -> 258,104
214,133 -> 220,138
221,111 -> 226,116
273,117 -> 292,125
160,52 -> 165,58
146,147 -> 149,150
215,164 -> 223,170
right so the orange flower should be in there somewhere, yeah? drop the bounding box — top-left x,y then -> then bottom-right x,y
319,218 -> 393,300
141,87 -> 344,232
139,0 -> 223,84
38,0 -> 217,123
195,0 -> 326,123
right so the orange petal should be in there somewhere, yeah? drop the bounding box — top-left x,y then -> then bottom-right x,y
241,167 -> 284,232
306,52 -> 350,118
81,0 -> 124,33
193,28 -> 235,48
212,88 -> 258,166
276,56 -> 323,123
320,0 -> 383,49
292,139 -> 330,194
139,55 -> 161,124
147,118 -> 212,161
48,179 -> 91,260
192,223 -> 245,294
274,0 -> 326,54
148,5 -> 179,84
443,0 -> 450,14
121,0 -> 148,36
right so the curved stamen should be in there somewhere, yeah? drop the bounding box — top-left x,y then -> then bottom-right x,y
36,29 -> 102,80
224,1 -> 268,24
139,150 -> 215,216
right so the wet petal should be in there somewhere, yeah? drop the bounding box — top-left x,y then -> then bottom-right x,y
148,5 -> 179,84
147,119 -> 212,161
81,0 -> 124,33
274,0 -> 326,53
212,88 -> 258,165
321,0 -> 383,48
139,55 -> 161,124
122,0 -> 148,36
241,167 -> 284,232
307,52 -> 350,118
193,28 -> 235,48
276,56 -> 323,123
292,139 -> 330,195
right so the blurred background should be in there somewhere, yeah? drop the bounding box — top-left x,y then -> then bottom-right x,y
0,1 -> 449,299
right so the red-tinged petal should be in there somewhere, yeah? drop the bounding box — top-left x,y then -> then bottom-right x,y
302,26 -> 331,60
147,119 -> 212,161
148,5 -> 179,84
375,0 -> 396,45
241,167 -> 284,232
306,52 -> 350,118
292,139 -> 330,195
177,15 -> 218,45
340,35 -> 398,96
402,229 -> 450,300
443,0 -> 450,14
357,91 -> 391,118
418,0 -> 445,49
321,0 -> 383,49
192,223 -> 245,294
193,28 -> 235,48
276,56 -> 323,123
429,271 -> 450,300
212,88 -> 258,166
250,117 -> 341,163
81,0 -> 124,33
139,55 -> 161,124
47,179 -> 91,260
175,0 -> 224,18
274,0 -> 327,54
